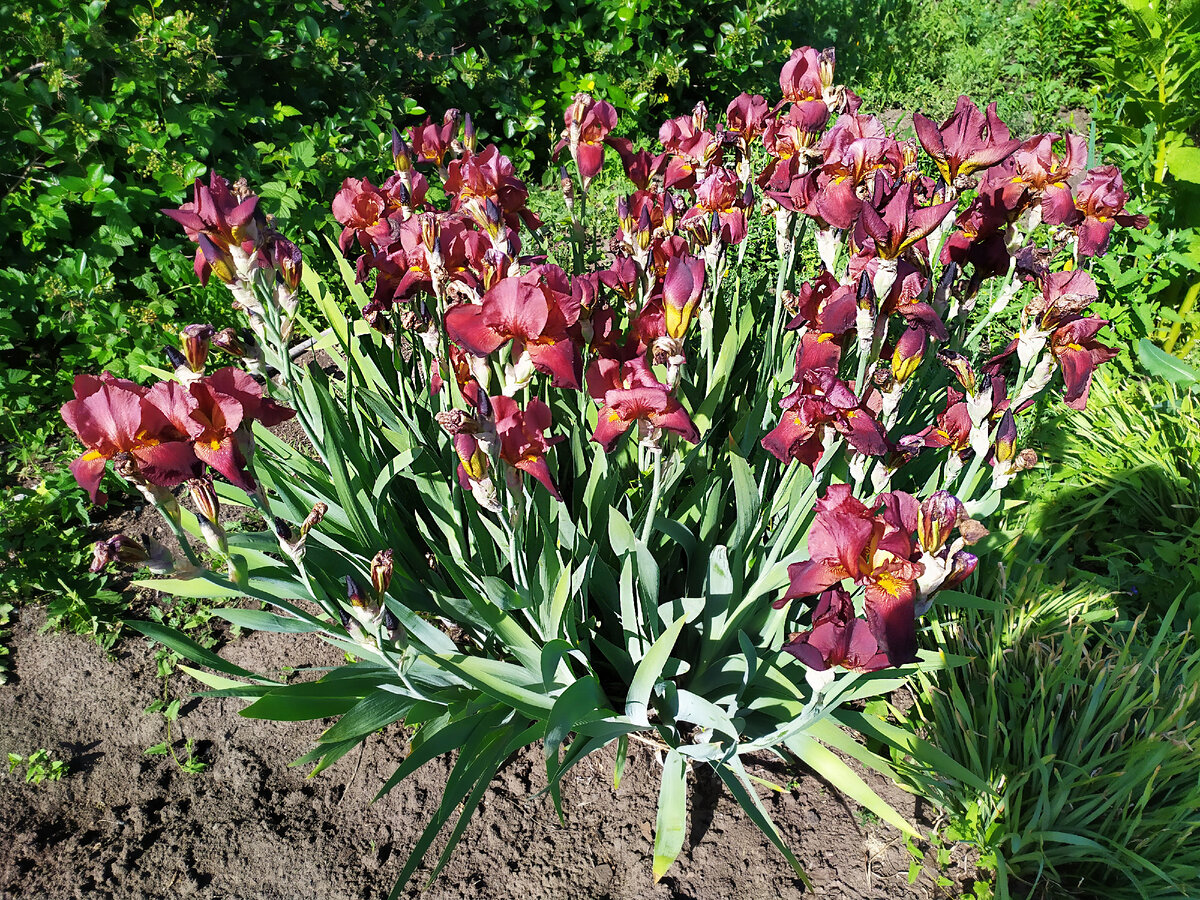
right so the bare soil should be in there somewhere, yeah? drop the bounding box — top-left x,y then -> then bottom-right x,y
0,606 -> 984,900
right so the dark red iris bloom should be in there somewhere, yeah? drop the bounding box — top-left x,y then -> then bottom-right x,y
162,173 -> 266,285
149,367 -> 296,491
658,113 -> 720,190
784,273 -> 857,375
61,374 -> 201,503
1070,166 -> 1149,257
553,95 -> 626,188
857,176 -> 957,261
331,177 -> 392,253
1050,317 -> 1118,410
491,395 -> 564,499
682,166 -> 750,244
761,369 -> 888,470
1011,133 -> 1088,226
912,96 -> 1019,186
409,111 -> 460,170
725,93 -> 771,144
782,586 -> 890,672
900,388 -> 973,457
618,148 -> 664,192
777,485 -> 923,666
779,46 -> 825,103
585,355 -> 699,452
444,145 -> 542,232
444,270 -> 583,389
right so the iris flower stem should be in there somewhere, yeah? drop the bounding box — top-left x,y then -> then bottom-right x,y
640,450 -> 663,545
157,500 -> 202,569
963,256 -> 1019,349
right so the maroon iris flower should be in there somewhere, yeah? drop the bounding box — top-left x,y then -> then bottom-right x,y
444,145 -> 542,232
912,96 -> 1020,186
1010,133 -> 1088,226
779,46 -> 825,103
1050,317 -> 1118,410
777,484 -> 923,666
409,111 -> 460,171
149,367 -> 296,491
1070,166 -> 1149,257
61,374 -> 201,503
585,355 -> 699,452
782,586 -> 890,673
858,176 -> 957,261
444,271 -> 583,390
900,388 -> 973,458
725,93 -> 771,144
762,369 -> 888,470
553,95 -> 626,189
491,395 -> 564,500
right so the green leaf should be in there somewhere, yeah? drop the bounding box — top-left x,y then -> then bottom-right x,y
787,733 -> 919,837
321,690 -> 412,743
241,674 -> 385,720
178,665 -> 250,691
131,575 -> 245,600
730,451 -> 759,552
716,756 -> 811,887
614,733 -> 629,790
652,748 -> 687,881
1137,338 -> 1200,387
626,612 -> 690,725
126,620 -> 274,683
1165,144 -> 1200,183
213,608 -> 326,634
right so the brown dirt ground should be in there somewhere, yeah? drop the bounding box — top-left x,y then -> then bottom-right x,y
0,604 -> 983,900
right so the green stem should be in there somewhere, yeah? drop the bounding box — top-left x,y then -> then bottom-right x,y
640,451 -> 663,545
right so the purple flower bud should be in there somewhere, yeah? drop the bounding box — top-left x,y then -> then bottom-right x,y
188,477 -> 220,524
164,345 -> 188,372
891,326 -> 928,383
461,112 -> 476,154
346,575 -> 366,608
211,327 -> 248,358
993,409 -> 1017,464
937,349 -> 978,395
391,128 -> 412,173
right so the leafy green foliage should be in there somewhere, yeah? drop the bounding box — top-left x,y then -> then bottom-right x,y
0,446 -> 126,641
6,748 -> 69,784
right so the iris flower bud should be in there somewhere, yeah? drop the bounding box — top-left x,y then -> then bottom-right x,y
383,607 -> 405,644
993,409 -> 1017,464
891,326 -> 928,383
346,575 -> 366,609
188,477 -> 220,524
371,549 -> 394,596
917,491 -> 965,556
937,349 -> 978,395
180,324 -> 214,373
211,327 -> 248,358
391,128 -> 412,173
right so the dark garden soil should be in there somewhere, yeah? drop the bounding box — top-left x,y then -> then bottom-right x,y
0,605 -> 983,900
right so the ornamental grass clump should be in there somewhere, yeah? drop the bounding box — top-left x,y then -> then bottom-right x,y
63,48 -> 1146,892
